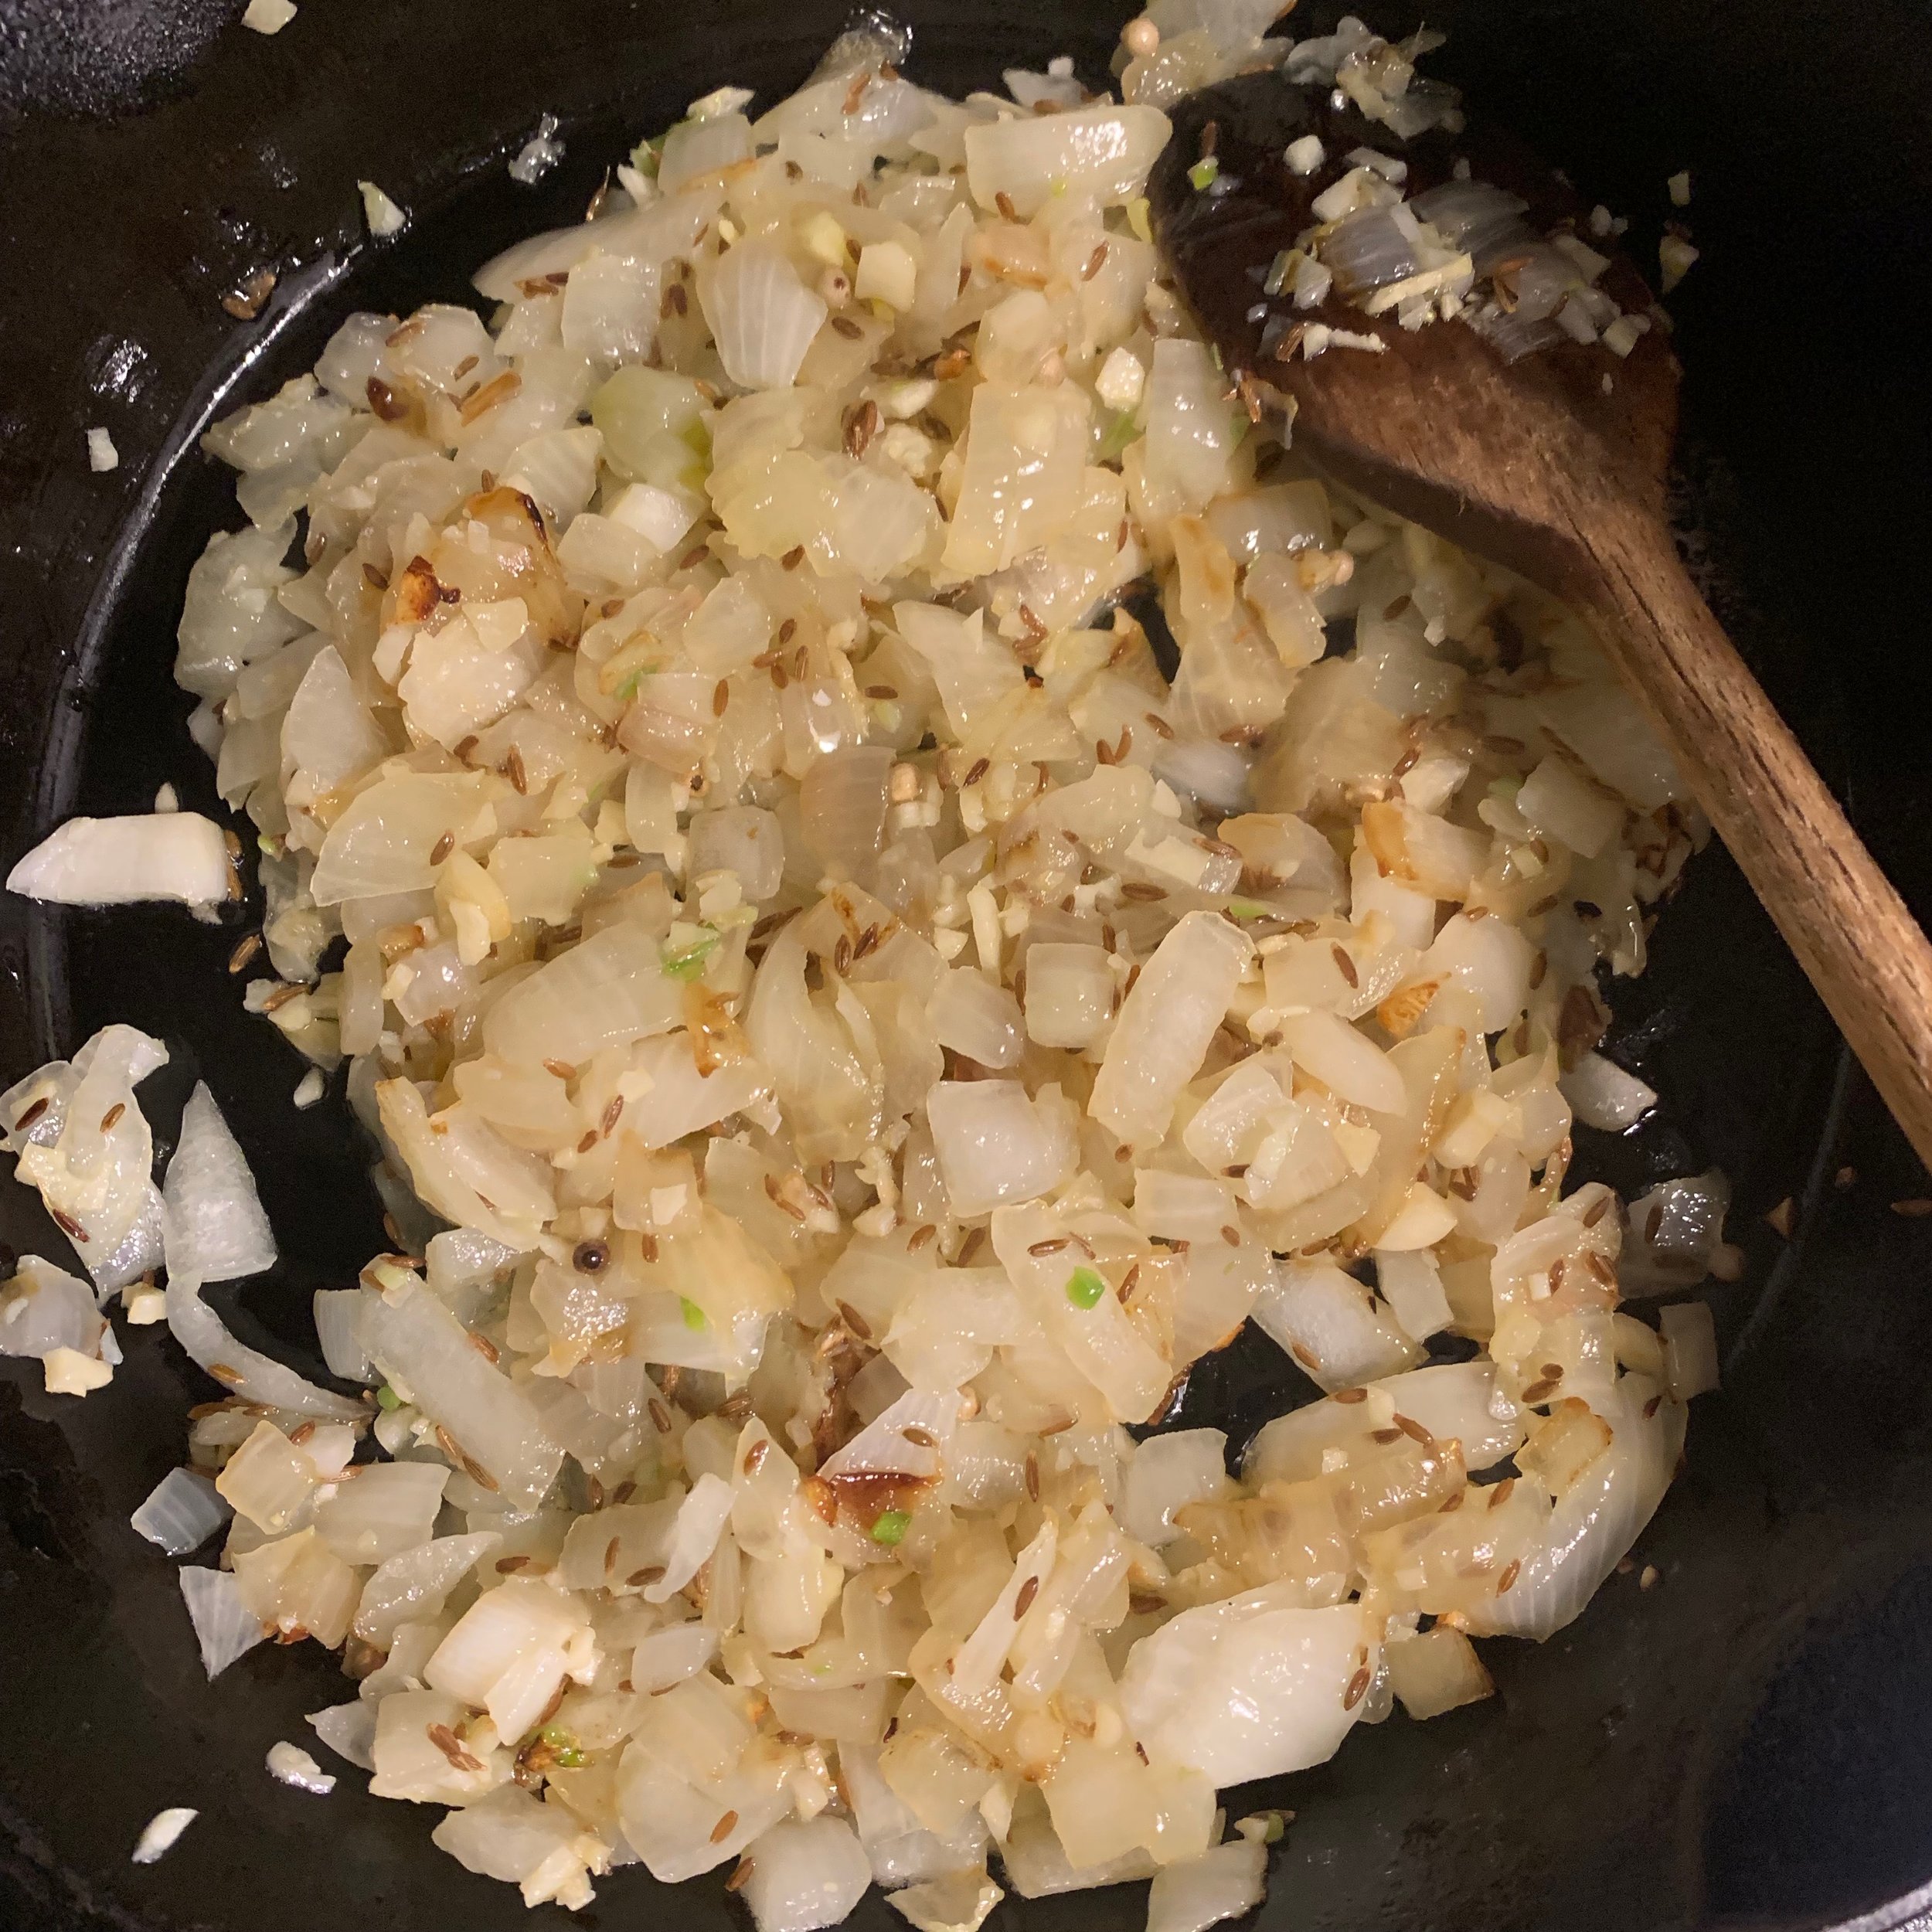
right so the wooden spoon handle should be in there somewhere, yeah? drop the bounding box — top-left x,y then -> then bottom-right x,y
1579,512 -> 1932,1172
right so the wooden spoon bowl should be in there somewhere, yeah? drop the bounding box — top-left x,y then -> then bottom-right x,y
1149,70 -> 1932,1170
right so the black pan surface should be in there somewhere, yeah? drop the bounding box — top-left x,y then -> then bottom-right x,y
2,1 -> 1931,1927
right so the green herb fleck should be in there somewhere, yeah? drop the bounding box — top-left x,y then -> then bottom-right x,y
1226,898 -> 1271,922
661,927 -> 720,980
629,127 -> 675,177
1188,156 -> 1220,192
870,1509 -> 911,1546
553,1745 -> 587,1768
1097,410 -> 1139,463
376,1383 -> 403,1412
680,1295 -> 707,1331
1065,1266 -> 1107,1310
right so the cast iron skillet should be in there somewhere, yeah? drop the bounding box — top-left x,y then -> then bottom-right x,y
3,0 -> 1932,1927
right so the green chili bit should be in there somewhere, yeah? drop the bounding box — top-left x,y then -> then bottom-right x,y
680,1296 -> 707,1331
1065,1266 -> 1107,1309
661,928 -> 720,980
870,1509 -> 911,1546
375,1383 -> 403,1411
1097,409 -> 1139,463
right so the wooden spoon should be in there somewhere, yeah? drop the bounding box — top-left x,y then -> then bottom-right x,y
1148,69 -> 1932,1172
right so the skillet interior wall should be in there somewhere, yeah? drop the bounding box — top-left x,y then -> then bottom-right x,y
0,0 -> 1929,1927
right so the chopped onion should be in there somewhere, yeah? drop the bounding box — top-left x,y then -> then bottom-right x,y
927,1080 -> 1071,1220
312,1287 -> 374,1382
739,1816 -> 872,1932
166,1276 -> 362,1420
800,745 -> 893,881
0,1256 -> 102,1360
699,240 -> 828,392
1660,1301 -> 1719,1401
131,1467 -> 232,1556
1090,913 -> 1251,1145
1121,1430 -> 1230,1548
1386,1624 -> 1494,1719
1253,1259 -> 1420,1391
1560,1051 -> 1658,1133
1146,1838 -> 1267,1932
887,1871 -> 1005,1932
7,812 -> 231,911
353,1530 -> 504,1648
964,104 -> 1171,218
358,1278 -> 562,1509
1470,1378 -> 1684,1640
179,1565 -> 268,1678
163,1081 -> 277,1284
431,1785 -> 607,1910
1121,1589 -> 1375,1784
307,1699 -> 379,1771
645,1471 -> 736,1601
313,1459 -> 448,1563
1621,1169 -> 1730,1295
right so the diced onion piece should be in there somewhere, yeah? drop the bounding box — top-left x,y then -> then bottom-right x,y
927,1080 -> 1070,1219
964,104 -> 1172,218
179,1565 -> 268,1678
1659,1301 -> 1719,1401
698,240 -> 828,391
1560,1052 -> 1658,1133
313,1287 -> 375,1381
1278,1008 -> 1404,1115
1386,1624 -> 1494,1719
887,1871 -> 1005,1932
359,1278 -> 562,1509
1253,1258 -> 1420,1390
1121,1430 -> 1230,1548
740,1816 -> 872,1932
308,1699 -> 379,1771
163,1081 -> 278,1285
1090,912 -> 1251,1146
1146,1838 -> 1267,1932
7,813 -> 231,910
431,1784 -> 607,1910
1375,1248 -> 1452,1341
1471,1377 -> 1683,1640
1121,1589 -> 1376,1784
354,1530 -> 504,1648
1022,943 -> 1114,1049
132,1467 -> 233,1556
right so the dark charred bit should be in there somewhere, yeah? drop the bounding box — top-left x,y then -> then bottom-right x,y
1121,578 -> 1181,685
